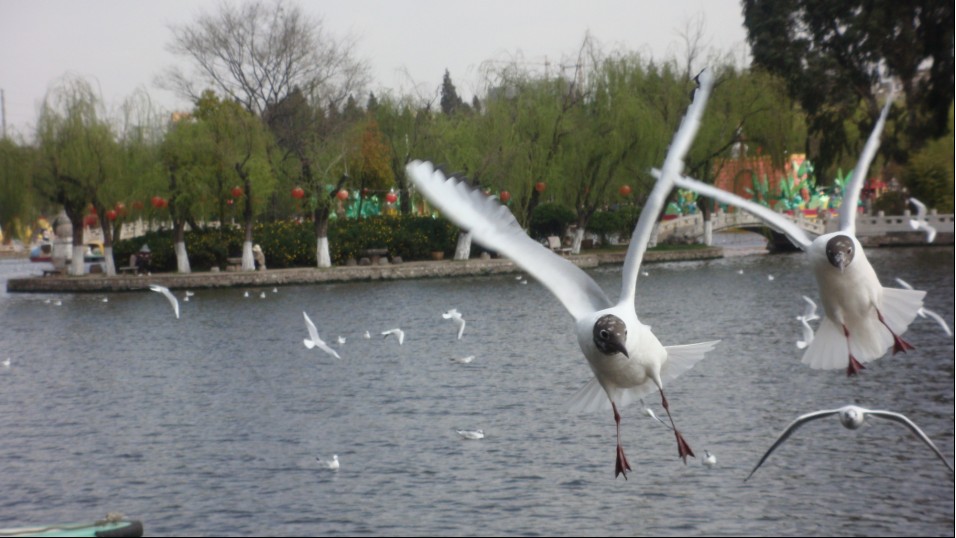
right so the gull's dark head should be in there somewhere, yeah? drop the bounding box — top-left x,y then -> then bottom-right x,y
825,235 -> 855,272
593,314 -> 628,357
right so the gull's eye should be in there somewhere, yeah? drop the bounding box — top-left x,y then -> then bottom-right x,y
600,329 -> 609,340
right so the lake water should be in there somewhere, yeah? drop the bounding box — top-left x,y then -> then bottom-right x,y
1,242 -> 953,536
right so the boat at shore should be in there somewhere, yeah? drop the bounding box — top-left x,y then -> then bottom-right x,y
0,515 -> 143,537
29,241 -> 105,264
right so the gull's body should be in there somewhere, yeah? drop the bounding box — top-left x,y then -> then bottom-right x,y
302,311 -> 341,359
442,309 -> 466,340
746,405 -> 954,480
382,328 -> 404,346
670,90 -> 923,376
318,454 -> 339,470
149,284 -> 180,319
407,70 -> 720,478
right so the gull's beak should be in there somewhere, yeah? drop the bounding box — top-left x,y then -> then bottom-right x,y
833,251 -> 848,273
609,339 -> 629,358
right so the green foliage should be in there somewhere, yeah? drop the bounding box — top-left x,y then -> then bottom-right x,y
529,203 -> 575,239
587,210 -> 622,244
902,105 -> 955,212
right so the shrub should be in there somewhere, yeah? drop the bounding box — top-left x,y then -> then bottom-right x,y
529,203 -> 575,240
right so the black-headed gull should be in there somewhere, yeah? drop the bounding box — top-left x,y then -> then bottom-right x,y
456,429 -> 485,440
363,330 -> 371,339
703,450 -> 716,468
149,284 -> 180,319
302,311 -> 341,359
746,405 -> 954,480
337,335 -> 346,346
907,198 -> 937,243
407,70 -> 720,479
382,328 -> 404,346
442,308 -> 466,340
895,278 -> 952,337
450,355 -> 475,364
318,454 -> 339,470
667,89 -> 924,377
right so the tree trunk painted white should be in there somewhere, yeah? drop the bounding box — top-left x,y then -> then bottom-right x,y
104,246 -> 117,276
316,236 -> 331,268
454,231 -> 472,260
242,241 -> 255,271
71,245 -> 85,276
175,241 -> 191,273
703,219 -> 713,246
571,227 -> 585,254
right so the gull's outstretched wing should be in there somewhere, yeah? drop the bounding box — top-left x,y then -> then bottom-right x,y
149,284 -> 180,319
669,174 -> 814,251
619,68 -> 715,306
840,91 -> 895,236
407,160 -> 611,320
867,410 -> 955,473
745,408 -> 840,481
799,295 -> 819,322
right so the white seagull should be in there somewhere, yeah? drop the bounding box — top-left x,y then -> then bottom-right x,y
407,69 -> 720,478
450,355 -> 475,364
2,358 -> 10,368
382,328 -> 405,346
703,450 -> 717,468
363,330 -> 371,339
797,295 -> 819,322
456,429 -> 485,440
746,405 -> 954,481
639,399 -> 673,430
149,284 -> 180,319
337,335 -> 346,346
302,311 -> 341,359
796,316 -> 815,350
318,454 -> 340,470
442,308 -> 466,340
907,198 -> 937,243
895,278 -> 952,337
667,89 -> 924,376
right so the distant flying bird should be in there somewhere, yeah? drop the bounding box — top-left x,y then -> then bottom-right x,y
667,89 -> 924,377
895,278 -> 952,337
746,405 -> 954,481
442,308 -> 466,340
408,69 -> 720,479
797,295 -> 819,323
908,198 -> 937,243
796,316 -> 815,350
302,311 -> 341,359
149,284 -> 180,319
382,328 -> 405,346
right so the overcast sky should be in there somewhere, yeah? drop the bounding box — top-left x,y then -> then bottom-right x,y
0,0 -> 751,137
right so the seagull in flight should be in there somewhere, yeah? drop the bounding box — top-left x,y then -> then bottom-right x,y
302,311 -> 340,359
895,278 -> 952,337
407,69 -> 720,479
667,88 -> 924,376
796,316 -> 815,350
442,308 -> 466,340
382,328 -> 405,346
149,284 -> 180,319
746,405 -> 954,481
907,198 -> 937,243
639,399 -> 672,430
797,295 -> 819,322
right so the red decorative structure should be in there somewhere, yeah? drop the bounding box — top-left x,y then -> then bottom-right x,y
83,214 -> 99,228
385,192 -> 398,204
336,189 -> 349,201
231,186 -> 244,198
105,210 -> 117,221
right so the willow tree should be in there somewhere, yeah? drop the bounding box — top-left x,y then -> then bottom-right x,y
195,91 -> 275,271
34,76 -> 118,275
0,138 -> 37,245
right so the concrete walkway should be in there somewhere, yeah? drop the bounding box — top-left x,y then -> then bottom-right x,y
6,248 -> 724,294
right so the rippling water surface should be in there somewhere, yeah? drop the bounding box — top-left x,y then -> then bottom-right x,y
1,243 -> 953,536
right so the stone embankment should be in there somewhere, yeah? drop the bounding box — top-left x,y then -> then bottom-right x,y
6,247 -> 723,293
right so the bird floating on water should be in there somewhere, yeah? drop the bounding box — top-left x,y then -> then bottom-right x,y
450,355 -> 475,364
318,454 -> 339,470
407,69 -> 720,479
149,284 -> 180,319
302,311 -> 340,359
703,450 -> 717,468
746,404 -> 954,480
666,87 -> 924,377
456,429 -> 485,440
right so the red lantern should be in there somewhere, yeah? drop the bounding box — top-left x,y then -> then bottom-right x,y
231,186 -> 244,198
619,185 -> 632,197
159,198 -> 168,209
291,187 -> 305,199
499,190 -> 511,203
83,214 -> 99,228
226,198 -> 234,206
535,181 -> 546,193
336,189 -> 349,201
385,192 -> 398,204
105,209 -> 118,221
151,196 -> 163,208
